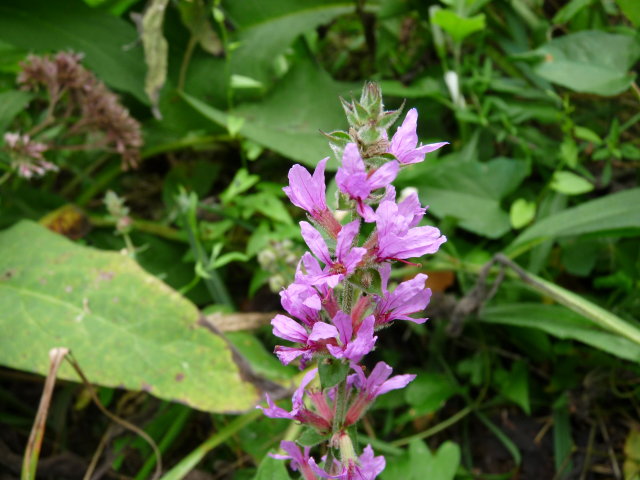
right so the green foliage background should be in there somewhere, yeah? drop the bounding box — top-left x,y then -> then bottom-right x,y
0,0 -> 638,479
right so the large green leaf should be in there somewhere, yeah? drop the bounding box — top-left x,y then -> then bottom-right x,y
0,0 -> 147,103
0,221 -> 258,412
226,0 -> 354,84
479,303 -> 640,362
182,59 -> 354,168
400,156 -> 529,238
507,188 -> 640,255
532,31 -> 640,96
382,439 -> 460,480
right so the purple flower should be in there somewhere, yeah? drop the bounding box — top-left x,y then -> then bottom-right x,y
258,367 -> 317,420
389,108 -> 448,165
383,185 -> 426,228
271,314 -> 339,367
326,313 -> 377,363
270,441 -> 319,480
259,369 -> 335,433
373,263 -> 432,326
280,283 -> 322,327
283,157 -> 342,237
345,362 -> 415,426
295,253 -> 339,318
322,444 -> 386,480
336,143 -> 398,222
299,220 -> 367,288
373,200 -> 446,262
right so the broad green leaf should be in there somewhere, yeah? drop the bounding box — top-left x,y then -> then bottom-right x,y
494,361 -> 530,414
573,126 -> 602,145
479,303 -> 640,362
617,0 -> 640,27
182,58 -> 353,168
510,198 -> 536,229
532,31 -> 640,96
431,10 -> 485,43
0,221 -> 258,412
0,0 -> 147,103
401,156 -> 529,238
252,455 -> 291,480
507,188 -> 640,254
226,1 -> 353,84
0,90 -> 32,133
382,439 -> 460,480
226,332 -> 295,382
404,373 -> 459,416
550,171 -> 593,195
552,0 -> 593,24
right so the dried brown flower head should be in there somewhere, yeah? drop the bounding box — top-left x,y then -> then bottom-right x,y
18,52 -> 143,169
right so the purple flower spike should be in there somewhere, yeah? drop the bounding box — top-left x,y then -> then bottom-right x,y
300,220 -> 367,288
374,200 -> 446,262
336,143 -> 399,222
374,263 -> 432,326
389,108 -> 448,165
284,157 -> 342,237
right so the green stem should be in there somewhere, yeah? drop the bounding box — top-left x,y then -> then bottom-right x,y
0,170 -> 12,187
88,215 -> 187,243
181,207 -> 234,308
134,407 -> 191,480
158,410 -> 261,480
178,36 -> 197,92
390,405 -> 473,447
60,153 -> 111,197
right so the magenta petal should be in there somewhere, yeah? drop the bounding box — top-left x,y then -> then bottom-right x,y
368,160 -> 399,191
342,247 -> 367,274
332,310 -> 353,344
292,368 -> 318,409
358,444 -> 386,478
378,263 -> 391,294
378,373 -> 416,396
257,394 -> 294,419
272,315 -> 308,343
300,221 -> 332,265
283,159 -> 328,214
416,142 -> 448,156
336,220 -> 360,260
274,346 -> 306,365
308,321 -> 339,342
343,315 -> 376,363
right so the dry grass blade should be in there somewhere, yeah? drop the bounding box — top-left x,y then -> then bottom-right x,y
21,346 -> 69,480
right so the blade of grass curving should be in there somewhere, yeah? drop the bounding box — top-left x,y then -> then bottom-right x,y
158,409 -> 262,480
493,254 -> 640,346
135,406 -> 192,480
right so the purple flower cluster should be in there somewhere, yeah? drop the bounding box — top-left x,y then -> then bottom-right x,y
259,86 -> 447,479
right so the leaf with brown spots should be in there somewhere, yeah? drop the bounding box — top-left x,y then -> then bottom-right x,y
0,220 -> 259,412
